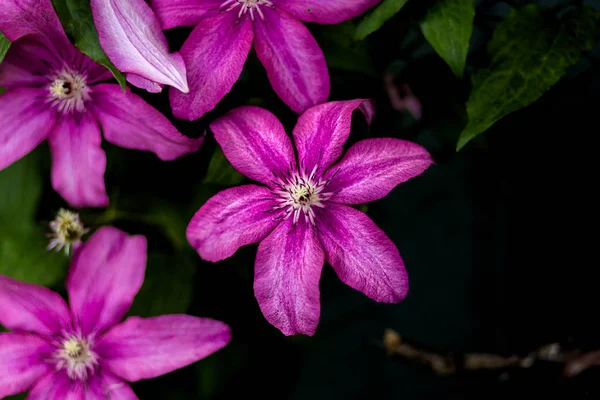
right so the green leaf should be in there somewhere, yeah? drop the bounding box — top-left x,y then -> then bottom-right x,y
420,0 -> 474,78
0,31 -> 11,64
0,150 -> 42,225
203,147 -> 245,186
355,0 -> 410,41
457,5 -> 600,150
0,88 -> 6,95
52,0 -> 127,90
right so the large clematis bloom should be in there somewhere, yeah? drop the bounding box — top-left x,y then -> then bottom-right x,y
187,100 -> 433,335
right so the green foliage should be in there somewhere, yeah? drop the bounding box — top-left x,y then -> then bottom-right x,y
355,0 -> 410,41
52,0 -> 127,90
457,5 -> 600,150
0,31 -> 10,65
203,147 -> 245,186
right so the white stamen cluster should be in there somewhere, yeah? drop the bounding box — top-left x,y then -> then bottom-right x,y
54,335 -> 98,381
48,68 -> 90,113
48,208 -> 89,255
220,0 -> 273,20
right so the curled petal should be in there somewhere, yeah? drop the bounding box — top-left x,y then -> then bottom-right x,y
0,333 -> 51,398
150,0 -> 222,29
274,0 -> 381,24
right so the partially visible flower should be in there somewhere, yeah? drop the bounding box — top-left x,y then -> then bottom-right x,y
0,227 -> 230,399
47,208 -> 89,255
187,99 -> 433,336
0,0 -> 202,208
384,73 -> 422,120
150,0 -> 382,120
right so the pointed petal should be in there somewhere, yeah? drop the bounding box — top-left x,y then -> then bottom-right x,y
210,106 -> 295,184
87,372 -> 138,399
0,333 -> 52,398
96,315 -> 230,382
91,84 -> 202,160
317,204 -> 408,303
0,39 -> 58,89
91,0 -> 189,92
150,0 -> 222,29
254,9 -> 329,114
275,0 -> 380,24
255,219 -> 324,336
326,138 -> 433,204
0,88 -> 56,171
170,12 -> 253,120
187,185 -> 280,262
27,372 -> 84,400
292,99 -> 374,173
0,275 -> 71,335
66,227 -> 147,336
48,114 -> 108,208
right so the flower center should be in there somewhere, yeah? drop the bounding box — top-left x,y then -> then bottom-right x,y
48,68 -> 90,114
54,336 -> 98,381
220,0 -> 273,20
48,208 -> 88,255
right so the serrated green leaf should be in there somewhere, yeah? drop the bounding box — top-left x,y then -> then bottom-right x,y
457,5 -> 600,150
420,0 -> 474,78
0,150 -> 42,225
355,0 -> 410,41
0,31 -> 11,64
52,0 -> 127,90
203,147 -> 245,186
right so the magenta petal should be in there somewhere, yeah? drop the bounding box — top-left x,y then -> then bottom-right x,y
275,0 -> 381,24
91,0 -> 189,93
187,185 -> 280,262
0,39 -> 58,89
126,73 -> 164,93
293,99 -> 374,173
87,372 -> 138,399
27,372 -> 83,400
317,204 -> 408,303
96,315 -> 231,381
66,227 -> 147,335
254,9 -> 329,114
327,138 -> 433,204
254,219 -> 325,336
170,12 -> 253,121
150,0 -> 222,29
48,114 -> 108,208
0,275 -> 71,335
0,88 -> 56,171
0,333 -> 51,398
91,84 -> 202,160
210,106 -> 295,184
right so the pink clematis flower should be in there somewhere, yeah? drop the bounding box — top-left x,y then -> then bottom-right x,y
0,0 -> 202,208
186,99 -> 433,336
150,0 -> 382,120
0,227 -> 230,399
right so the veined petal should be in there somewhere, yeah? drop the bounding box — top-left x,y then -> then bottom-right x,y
254,8 -> 329,114
274,0 -> 381,24
326,138 -> 433,204
87,372 -> 138,399
187,185 -> 280,262
48,114 -> 109,208
150,0 -> 222,29
66,227 -> 147,336
254,219 -> 325,336
126,73 -> 164,93
0,88 -> 56,171
91,84 -> 202,160
170,12 -> 253,121
317,204 -> 408,303
0,39 -> 58,89
293,99 -> 374,173
0,275 -> 71,335
96,315 -> 231,382
0,333 -> 52,398
27,372 -> 84,400
210,106 -> 295,184
91,0 -> 189,93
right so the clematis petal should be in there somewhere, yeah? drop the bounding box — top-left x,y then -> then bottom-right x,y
0,275 -> 71,335
274,0 -> 381,24
27,372 -> 84,400
254,219 -> 325,336
91,84 -> 202,160
87,372 -> 138,399
210,106 -> 295,184
96,315 -> 231,382
293,99 -> 374,174
0,333 -> 51,398
91,0 -> 189,93
0,39 -> 59,89
254,8 -> 329,114
125,73 -> 163,93
150,0 -> 222,29
317,204 -> 408,303
187,185 -> 280,262
66,227 -> 147,336
326,138 -> 433,204
0,88 -> 56,171
170,12 -> 253,121
48,114 -> 108,208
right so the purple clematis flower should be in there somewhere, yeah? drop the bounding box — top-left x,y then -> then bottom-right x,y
0,0 -> 202,208
0,227 -> 230,399
150,0 -> 382,120
186,99 -> 433,336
